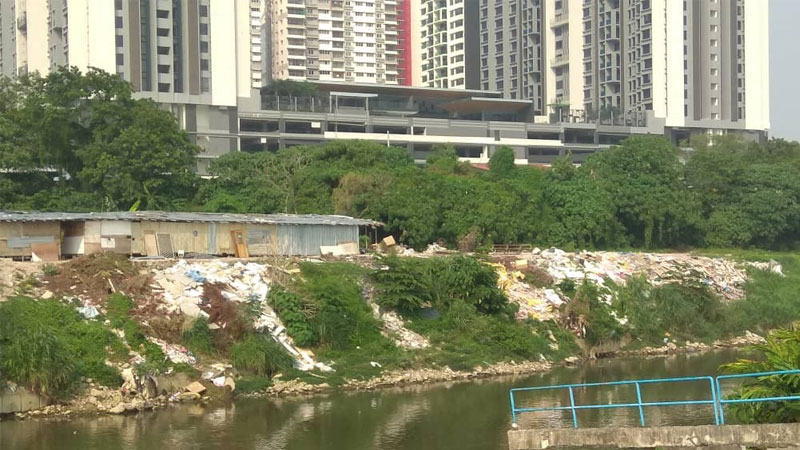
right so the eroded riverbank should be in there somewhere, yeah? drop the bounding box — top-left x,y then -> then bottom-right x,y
0,350 -> 748,450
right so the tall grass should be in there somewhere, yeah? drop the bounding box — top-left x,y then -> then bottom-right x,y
230,334 -> 293,377
0,297 -> 127,397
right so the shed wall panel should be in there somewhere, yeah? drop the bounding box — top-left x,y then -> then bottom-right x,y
139,222 -> 209,254
130,222 -> 143,254
276,224 -> 359,256
0,223 -> 23,239
101,221 -> 132,236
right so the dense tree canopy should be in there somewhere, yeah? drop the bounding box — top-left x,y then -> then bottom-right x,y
0,67 -> 198,211
3,69 -> 800,251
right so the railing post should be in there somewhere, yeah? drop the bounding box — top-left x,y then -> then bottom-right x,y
510,390 -> 518,425
715,377 -> 726,425
709,377 -> 720,426
634,382 -> 645,426
568,387 -> 578,429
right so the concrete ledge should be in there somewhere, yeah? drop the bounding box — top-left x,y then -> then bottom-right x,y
508,423 -> 800,449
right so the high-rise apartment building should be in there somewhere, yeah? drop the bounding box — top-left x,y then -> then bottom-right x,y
266,0 -> 401,85
478,0 -> 769,138
420,0 -> 480,89
479,0 -> 545,110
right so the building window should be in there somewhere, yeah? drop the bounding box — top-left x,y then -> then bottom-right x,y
116,53 -> 124,65
158,82 -> 171,92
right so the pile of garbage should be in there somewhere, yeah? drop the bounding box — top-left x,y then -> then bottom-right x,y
150,260 -> 330,372
494,263 -> 564,321
492,248 -> 784,322
530,248 -> 781,300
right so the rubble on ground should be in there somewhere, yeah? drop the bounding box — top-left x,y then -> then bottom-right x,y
150,260 -> 331,372
492,247 -> 784,322
361,283 -> 429,349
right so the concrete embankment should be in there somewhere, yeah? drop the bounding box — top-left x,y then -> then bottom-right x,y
508,423 -> 800,449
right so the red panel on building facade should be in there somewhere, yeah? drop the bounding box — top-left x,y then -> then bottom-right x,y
397,0 -> 413,86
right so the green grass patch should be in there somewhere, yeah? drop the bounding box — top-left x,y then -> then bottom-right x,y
235,376 -> 272,394
406,302 -> 555,371
0,297 -> 127,398
230,334 -> 293,377
181,317 -> 215,355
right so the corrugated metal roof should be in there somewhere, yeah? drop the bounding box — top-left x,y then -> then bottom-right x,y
0,211 -> 380,227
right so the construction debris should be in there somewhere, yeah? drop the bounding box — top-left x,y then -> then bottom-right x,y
184,381 -> 207,395
382,236 -> 396,247
528,248 -> 778,301
150,260 -> 332,372
493,248 -> 783,321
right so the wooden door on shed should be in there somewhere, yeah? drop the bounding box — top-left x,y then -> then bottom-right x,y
230,230 -> 249,258
143,231 -> 159,257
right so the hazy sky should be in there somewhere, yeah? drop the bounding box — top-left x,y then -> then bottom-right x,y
770,0 -> 800,140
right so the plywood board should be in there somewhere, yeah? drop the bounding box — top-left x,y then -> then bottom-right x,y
84,221 -> 102,244
61,236 -> 85,255
114,237 -> 132,254
22,222 -> 59,237
31,242 -> 60,262
143,232 -> 158,256
101,237 -> 116,249
230,230 -> 249,258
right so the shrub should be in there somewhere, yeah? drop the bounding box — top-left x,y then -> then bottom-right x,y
181,317 -> 215,355
720,324 -> 800,424
613,275 -> 723,344
299,262 -> 380,349
371,256 -> 433,313
230,334 -> 293,377
42,264 -> 59,276
561,280 -> 626,346
267,286 -> 318,347
371,255 -> 509,315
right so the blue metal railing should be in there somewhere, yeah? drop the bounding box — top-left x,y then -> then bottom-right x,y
716,369 -> 800,424
510,370 -> 800,428
510,376 -> 719,428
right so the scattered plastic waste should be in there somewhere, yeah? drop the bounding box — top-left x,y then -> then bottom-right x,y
77,303 -> 100,319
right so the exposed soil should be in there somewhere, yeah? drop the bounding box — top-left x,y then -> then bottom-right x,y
43,253 -> 152,303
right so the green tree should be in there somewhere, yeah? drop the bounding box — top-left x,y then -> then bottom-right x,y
582,136 -> 700,247
0,67 -> 199,210
489,146 -> 516,178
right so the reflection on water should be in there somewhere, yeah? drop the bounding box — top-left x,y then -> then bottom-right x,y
0,350 -> 746,450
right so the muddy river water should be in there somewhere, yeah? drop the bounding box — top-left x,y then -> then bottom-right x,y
0,349 -> 746,450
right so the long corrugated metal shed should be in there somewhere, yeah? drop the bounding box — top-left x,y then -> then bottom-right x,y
0,211 -> 381,227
